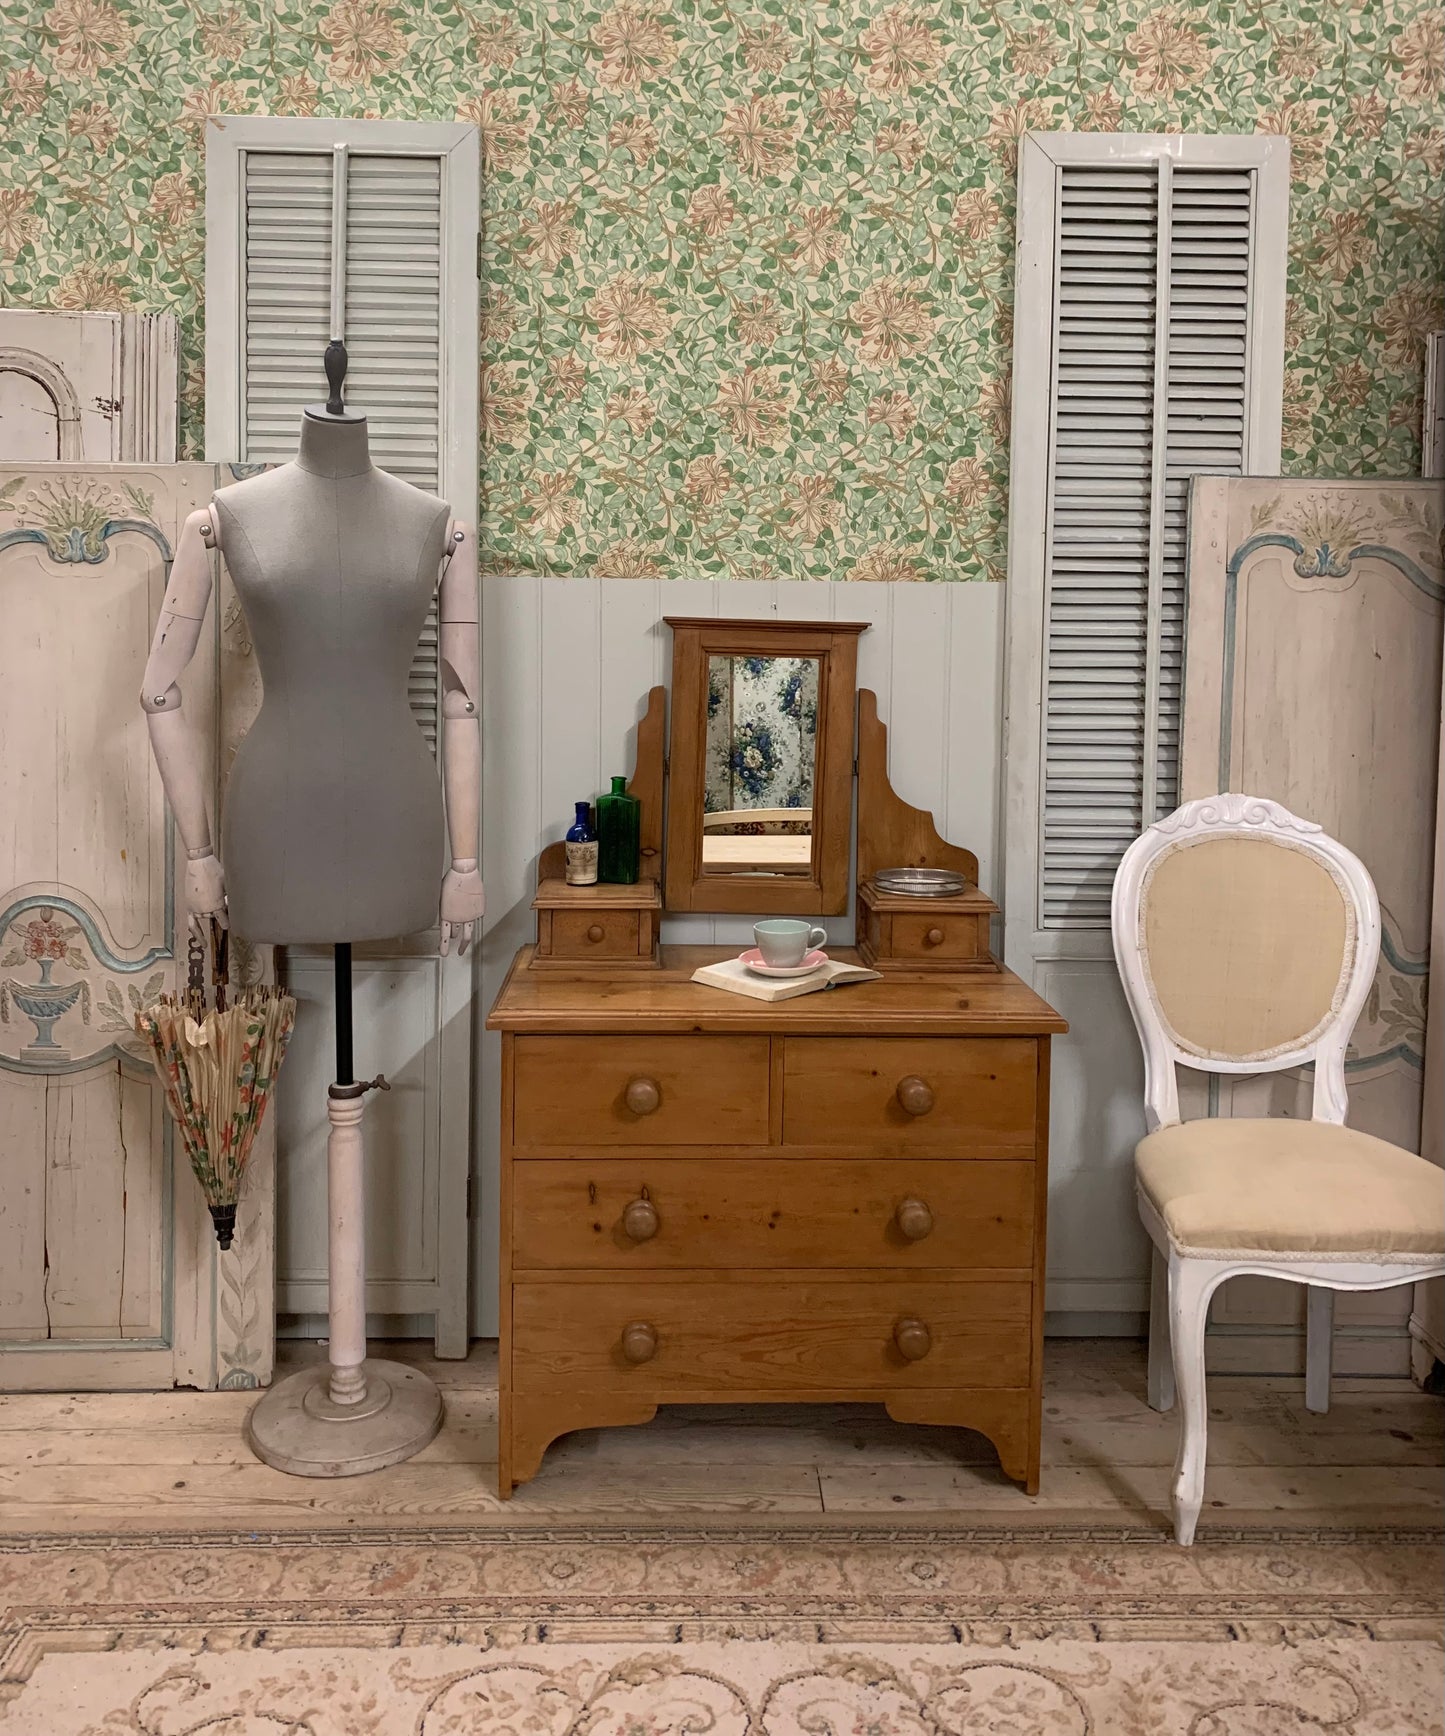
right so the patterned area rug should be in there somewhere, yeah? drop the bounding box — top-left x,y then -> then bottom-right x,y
1,1525 -> 1440,1735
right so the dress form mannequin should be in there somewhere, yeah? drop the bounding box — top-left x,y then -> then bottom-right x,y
141,347 -> 482,1474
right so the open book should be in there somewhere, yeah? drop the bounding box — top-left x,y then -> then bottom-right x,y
691,956 -> 883,1003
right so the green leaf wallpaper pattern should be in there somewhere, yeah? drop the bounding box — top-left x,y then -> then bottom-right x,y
0,0 -> 1440,580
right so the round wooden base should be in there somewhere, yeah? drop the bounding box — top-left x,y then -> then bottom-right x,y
245,1358 -> 443,1478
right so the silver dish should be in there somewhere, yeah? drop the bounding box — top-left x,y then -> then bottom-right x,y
873,867 -> 969,897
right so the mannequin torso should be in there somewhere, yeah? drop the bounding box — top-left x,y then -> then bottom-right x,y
214,413 -> 451,944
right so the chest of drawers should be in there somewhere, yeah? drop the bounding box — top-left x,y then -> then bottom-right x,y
487,945 -> 1066,1497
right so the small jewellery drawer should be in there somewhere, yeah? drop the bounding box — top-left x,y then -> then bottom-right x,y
511,1158 -> 1035,1271
783,1037 -> 1037,1155
511,1278 -> 1033,1393
888,911 -> 992,964
512,1035 -> 771,1147
548,908 -> 648,959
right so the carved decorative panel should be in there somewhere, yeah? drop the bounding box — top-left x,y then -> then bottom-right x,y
1182,476 -> 1444,1355
0,463 -> 272,1391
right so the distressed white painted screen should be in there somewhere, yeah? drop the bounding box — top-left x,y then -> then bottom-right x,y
240,149 -> 444,746
1042,157 -> 1275,926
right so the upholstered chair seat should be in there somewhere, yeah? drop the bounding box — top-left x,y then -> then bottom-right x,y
1136,1118 -> 1445,1260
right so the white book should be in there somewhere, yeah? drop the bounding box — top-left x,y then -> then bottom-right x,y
690,956 -> 883,1003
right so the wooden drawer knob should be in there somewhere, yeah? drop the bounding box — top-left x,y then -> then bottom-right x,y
896,1075 -> 934,1116
587,923 -> 605,943
624,1076 -> 661,1116
620,1320 -> 658,1364
895,1197 -> 934,1241
925,926 -> 945,947
894,1317 -> 932,1361
622,1196 -> 659,1241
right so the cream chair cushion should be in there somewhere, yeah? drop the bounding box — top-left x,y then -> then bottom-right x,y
1140,835 -> 1352,1062
1136,1118 -> 1445,1258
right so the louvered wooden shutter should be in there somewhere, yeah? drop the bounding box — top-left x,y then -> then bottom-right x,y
1040,159 -> 1268,927
241,150 -> 444,750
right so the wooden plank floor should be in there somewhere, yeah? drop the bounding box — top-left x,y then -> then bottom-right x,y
2,1339 -> 1440,1533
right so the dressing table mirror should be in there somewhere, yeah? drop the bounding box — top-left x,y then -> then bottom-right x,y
664,617 -> 867,914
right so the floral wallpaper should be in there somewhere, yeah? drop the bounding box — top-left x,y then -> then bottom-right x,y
705,653 -> 818,813
0,0 -> 1440,581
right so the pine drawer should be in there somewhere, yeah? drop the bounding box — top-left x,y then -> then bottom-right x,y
511,1034 -> 771,1148
782,1037 -> 1037,1155
511,1276 -> 1034,1395
511,1157 -> 1035,1272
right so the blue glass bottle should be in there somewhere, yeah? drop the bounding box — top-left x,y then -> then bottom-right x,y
564,800 -> 598,885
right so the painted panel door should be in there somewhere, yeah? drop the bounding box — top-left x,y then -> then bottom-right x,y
0,463 -> 271,1391
1182,476 -> 1443,1370
0,311 -> 178,464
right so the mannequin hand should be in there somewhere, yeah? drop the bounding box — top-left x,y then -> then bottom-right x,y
440,864 -> 484,957
185,851 -> 228,934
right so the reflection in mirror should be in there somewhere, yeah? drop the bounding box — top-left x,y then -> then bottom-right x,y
702,654 -> 818,876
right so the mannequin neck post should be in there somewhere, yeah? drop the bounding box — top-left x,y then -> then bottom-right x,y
334,942 -> 354,1085
296,411 -> 373,480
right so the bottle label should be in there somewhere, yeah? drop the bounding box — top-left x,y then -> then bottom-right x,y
566,839 -> 599,885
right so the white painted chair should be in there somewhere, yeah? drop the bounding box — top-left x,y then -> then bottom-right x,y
1112,794 -> 1445,1545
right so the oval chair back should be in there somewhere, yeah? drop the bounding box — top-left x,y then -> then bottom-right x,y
1111,793 -> 1380,1133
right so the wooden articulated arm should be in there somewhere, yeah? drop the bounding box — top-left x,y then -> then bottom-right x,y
140,506 -> 226,924
438,519 -> 482,955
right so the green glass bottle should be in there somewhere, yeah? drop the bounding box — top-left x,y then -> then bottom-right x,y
597,775 -> 641,884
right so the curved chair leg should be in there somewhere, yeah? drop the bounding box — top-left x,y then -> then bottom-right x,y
1147,1244 -> 1175,1413
1305,1285 -> 1334,1414
1167,1258 -> 1218,1546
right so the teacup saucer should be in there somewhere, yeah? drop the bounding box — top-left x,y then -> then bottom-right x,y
740,947 -> 828,979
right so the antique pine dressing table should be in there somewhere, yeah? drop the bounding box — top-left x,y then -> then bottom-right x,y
487,620 -> 1066,1498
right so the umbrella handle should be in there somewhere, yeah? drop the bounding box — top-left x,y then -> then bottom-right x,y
209,918 -> 230,1014
186,927 -> 206,1021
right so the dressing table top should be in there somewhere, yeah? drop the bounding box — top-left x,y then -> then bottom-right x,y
488,945 -> 1067,1037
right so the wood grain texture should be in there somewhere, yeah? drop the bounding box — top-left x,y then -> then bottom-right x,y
1180,475 -> 1443,1353
489,947 -> 1067,1038
511,1157 -> 1036,1273
782,1037 -> 1038,1156
532,688 -> 666,970
511,1278 -> 1033,1396
0,460 -> 276,1393
884,1389 -> 1034,1488
663,618 -> 864,915
532,878 -> 663,909
549,908 -> 651,959
512,1034 -> 771,1147
4,1340 -> 1441,1529
494,942 -> 1063,1497
856,688 -> 979,884
0,1074 -> 46,1341
629,683 -> 666,881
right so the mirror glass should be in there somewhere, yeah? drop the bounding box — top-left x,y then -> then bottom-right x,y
701,654 -> 818,877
